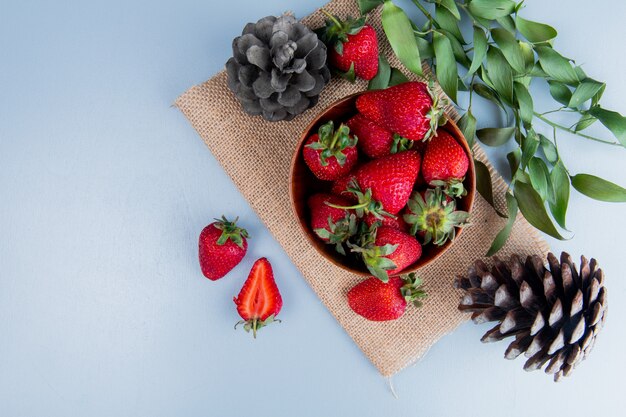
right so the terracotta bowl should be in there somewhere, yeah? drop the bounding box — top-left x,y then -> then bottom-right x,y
289,91 -> 476,276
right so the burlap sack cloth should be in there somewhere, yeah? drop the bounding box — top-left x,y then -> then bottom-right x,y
175,0 -> 550,376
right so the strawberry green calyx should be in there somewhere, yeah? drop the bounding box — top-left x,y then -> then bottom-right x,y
305,121 -> 358,167
423,81 -> 448,142
317,9 -> 367,56
214,216 -> 249,249
314,213 -> 358,255
348,223 -> 398,282
430,179 -> 467,198
234,314 -> 281,339
400,273 -> 428,308
390,133 -> 414,154
327,179 -> 394,220
403,188 -> 470,246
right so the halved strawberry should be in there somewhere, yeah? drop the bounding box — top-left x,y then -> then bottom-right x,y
233,258 -> 283,338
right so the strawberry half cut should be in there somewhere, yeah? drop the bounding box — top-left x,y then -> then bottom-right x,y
233,258 -> 283,338
403,188 -> 470,246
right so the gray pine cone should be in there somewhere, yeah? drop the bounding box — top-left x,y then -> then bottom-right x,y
454,252 -> 607,382
226,14 -> 330,122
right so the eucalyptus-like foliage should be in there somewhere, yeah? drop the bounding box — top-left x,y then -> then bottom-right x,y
358,0 -> 626,254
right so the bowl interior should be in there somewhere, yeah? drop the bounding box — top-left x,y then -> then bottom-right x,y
289,92 -> 475,276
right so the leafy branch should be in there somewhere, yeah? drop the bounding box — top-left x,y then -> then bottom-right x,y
358,0 -> 626,254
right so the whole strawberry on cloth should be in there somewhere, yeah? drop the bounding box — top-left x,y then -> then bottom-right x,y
421,129 -> 470,197
356,81 -> 446,142
303,120 -> 358,181
349,224 -> 421,281
198,216 -> 249,280
234,258 -> 282,338
348,273 -> 427,321
316,11 -> 378,81
331,150 -> 421,215
346,113 -> 414,159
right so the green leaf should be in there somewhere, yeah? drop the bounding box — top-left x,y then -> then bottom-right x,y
458,110 -> 477,148
528,157 -> 552,202
514,82 -> 534,126
368,54 -> 391,90
536,46 -> 579,85
569,79 -> 605,108
549,162 -> 569,228
571,174 -> 626,202
439,29 -> 470,67
486,192 -> 517,256
472,83 -> 507,112
382,2 -> 423,76
467,0 -> 515,20
514,181 -> 565,239
491,28 -> 525,73
496,15 -> 516,33
438,0 -> 460,20
521,130 -> 539,168
508,148 -> 522,179
415,36 -> 434,60
574,113 -> 597,132
486,47 -> 513,103
477,127 -> 515,147
433,31 -> 458,102
588,106 -> 626,147
519,41 -> 535,71
435,5 -> 464,43
547,81 -> 572,106
388,67 -> 409,86
515,16 -> 557,44
357,0 -> 384,15
538,134 -> 558,164
467,27 -> 488,77
474,159 -> 506,218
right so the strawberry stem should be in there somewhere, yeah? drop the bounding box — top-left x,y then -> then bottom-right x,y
320,8 -> 343,28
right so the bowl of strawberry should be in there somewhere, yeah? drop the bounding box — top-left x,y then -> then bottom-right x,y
290,81 -> 475,282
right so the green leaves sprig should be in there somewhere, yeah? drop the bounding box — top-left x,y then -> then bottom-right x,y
357,0 -> 626,253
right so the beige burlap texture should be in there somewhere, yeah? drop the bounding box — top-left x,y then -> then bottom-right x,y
176,0 -> 550,376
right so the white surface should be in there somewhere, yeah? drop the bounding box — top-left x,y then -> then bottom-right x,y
0,0 -> 624,415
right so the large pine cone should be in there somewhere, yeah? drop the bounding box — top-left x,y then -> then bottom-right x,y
454,252 -> 607,381
226,14 -> 330,122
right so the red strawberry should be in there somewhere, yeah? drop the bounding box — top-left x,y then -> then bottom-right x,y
350,225 -> 422,281
404,188 -> 469,246
332,151 -> 421,215
356,82 -> 445,142
421,129 -> 469,197
303,121 -> 358,181
233,258 -> 282,338
308,193 -> 357,254
318,12 -> 378,80
347,273 -> 427,321
346,113 -> 414,158
364,212 -> 409,233
198,216 -> 249,280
